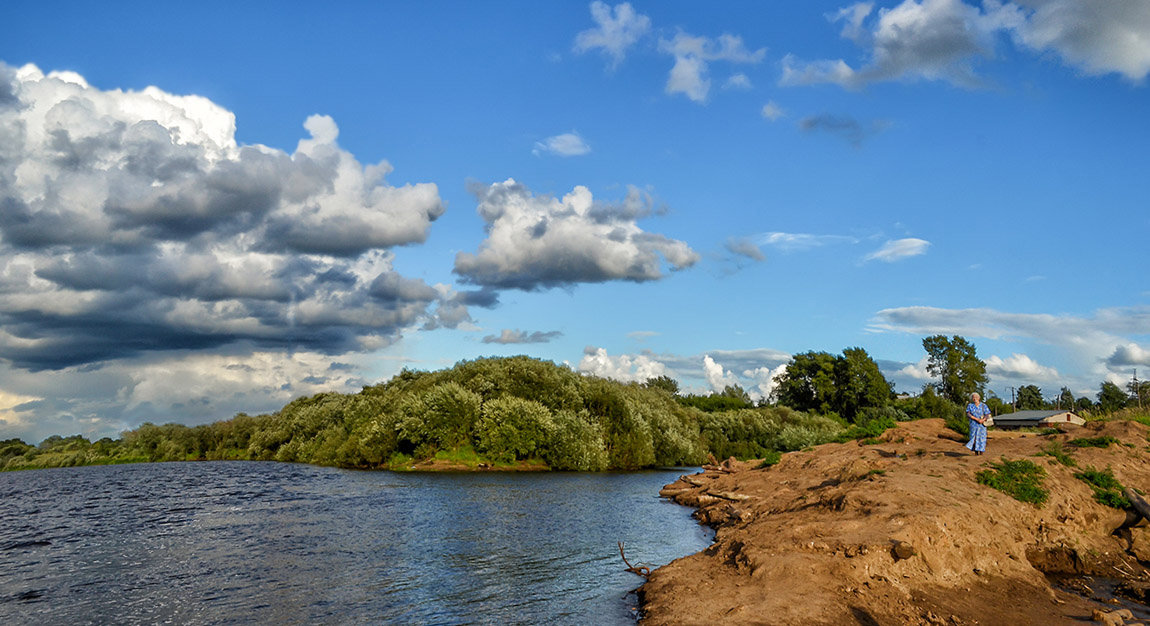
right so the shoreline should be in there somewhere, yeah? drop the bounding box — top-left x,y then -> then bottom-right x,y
639,419 -> 1150,625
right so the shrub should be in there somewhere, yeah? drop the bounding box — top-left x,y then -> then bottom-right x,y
976,458 -> 1048,506
474,396 -> 554,463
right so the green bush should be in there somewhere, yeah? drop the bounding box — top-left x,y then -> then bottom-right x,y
474,396 -> 554,463
1074,466 -> 1131,510
976,458 -> 1048,506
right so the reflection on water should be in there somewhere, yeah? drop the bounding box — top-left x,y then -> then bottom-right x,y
0,462 -> 712,624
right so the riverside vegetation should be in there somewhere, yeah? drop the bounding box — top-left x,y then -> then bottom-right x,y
5,335 -> 1147,473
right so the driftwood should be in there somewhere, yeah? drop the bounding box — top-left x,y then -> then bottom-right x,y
681,475 -> 707,487
1124,487 -> 1150,520
708,490 -> 752,502
619,541 -> 651,577
701,464 -> 734,473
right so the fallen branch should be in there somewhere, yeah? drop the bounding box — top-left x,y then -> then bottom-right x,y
619,541 -> 651,578
1123,487 -> 1150,521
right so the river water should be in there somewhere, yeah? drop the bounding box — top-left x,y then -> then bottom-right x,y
0,462 -> 712,625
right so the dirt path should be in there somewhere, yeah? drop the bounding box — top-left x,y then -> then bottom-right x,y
640,419 -> 1150,625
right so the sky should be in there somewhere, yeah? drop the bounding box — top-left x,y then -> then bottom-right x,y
1,0 -> 1148,443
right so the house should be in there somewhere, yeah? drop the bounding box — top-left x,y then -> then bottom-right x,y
993,410 -> 1085,429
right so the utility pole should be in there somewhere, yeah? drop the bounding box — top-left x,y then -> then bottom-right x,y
1010,386 -> 1016,410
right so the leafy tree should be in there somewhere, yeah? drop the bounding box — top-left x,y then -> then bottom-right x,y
1057,387 -> 1075,410
1075,396 -> 1095,413
1098,381 -> 1128,413
643,375 -> 680,395
985,394 -> 1011,415
774,348 -> 892,421
774,351 -> 838,415
922,335 -> 988,403
834,347 -> 894,421
1016,385 -> 1044,410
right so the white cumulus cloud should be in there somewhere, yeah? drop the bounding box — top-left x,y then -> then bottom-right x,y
578,346 -> 668,382
985,353 -> 1060,381
453,180 -> 698,290
0,62 -> 461,370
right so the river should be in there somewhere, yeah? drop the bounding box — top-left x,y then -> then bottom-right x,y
0,461 -> 712,625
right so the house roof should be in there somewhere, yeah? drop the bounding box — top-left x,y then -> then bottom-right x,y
998,410 -> 1070,422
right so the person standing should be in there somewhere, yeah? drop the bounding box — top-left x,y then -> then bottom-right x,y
965,392 -> 991,455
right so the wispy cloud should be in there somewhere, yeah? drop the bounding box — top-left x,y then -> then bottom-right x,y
725,237 -> 766,262
723,73 -> 753,90
533,132 -> 591,157
864,238 -> 930,262
481,329 -> 563,344
573,1 -> 651,70
659,32 -> 766,103
757,231 -> 858,252
799,113 -> 891,146
760,100 -> 786,121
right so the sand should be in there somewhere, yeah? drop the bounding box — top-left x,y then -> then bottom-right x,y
639,419 -> 1150,625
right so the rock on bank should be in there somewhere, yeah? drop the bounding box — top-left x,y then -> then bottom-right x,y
640,419 -> 1150,625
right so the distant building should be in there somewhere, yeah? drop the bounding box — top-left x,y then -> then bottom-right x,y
993,410 -> 1085,429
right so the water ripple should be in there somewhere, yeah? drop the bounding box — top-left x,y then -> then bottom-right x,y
0,462 -> 711,625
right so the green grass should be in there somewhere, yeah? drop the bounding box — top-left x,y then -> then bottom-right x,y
975,458 -> 1049,506
1074,466 -> 1132,510
756,450 -> 782,469
1069,436 -> 1120,448
1040,441 -> 1077,467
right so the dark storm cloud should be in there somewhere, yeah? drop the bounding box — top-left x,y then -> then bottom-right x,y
0,63 -> 462,370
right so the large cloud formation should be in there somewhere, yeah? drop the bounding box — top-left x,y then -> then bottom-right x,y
453,179 -> 699,290
781,0 -> 1150,89
0,63 -> 463,370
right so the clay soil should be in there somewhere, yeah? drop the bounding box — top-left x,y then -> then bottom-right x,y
640,419 -> 1150,625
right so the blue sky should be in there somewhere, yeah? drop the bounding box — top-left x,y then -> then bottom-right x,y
2,0 -> 1148,442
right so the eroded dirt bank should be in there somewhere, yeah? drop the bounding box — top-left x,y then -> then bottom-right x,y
640,419 -> 1150,625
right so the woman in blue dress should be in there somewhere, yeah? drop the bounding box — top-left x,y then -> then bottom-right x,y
965,392 -> 991,455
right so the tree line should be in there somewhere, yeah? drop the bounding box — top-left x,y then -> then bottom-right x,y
3,337 -> 1145,472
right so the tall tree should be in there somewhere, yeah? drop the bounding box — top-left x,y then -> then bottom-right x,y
1098,381 -> 1128,413
775,348 -> 893,421
834,347 -> 894,420
1057,387 -> 1075,410
1016,385 -> 1044,410
774,351 -> 838,415
922,335 -> 988,403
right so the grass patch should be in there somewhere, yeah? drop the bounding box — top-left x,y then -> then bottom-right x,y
866,469 -> 887,478
975,458 -> 1048,506
834,414 -> 896,443
1069,436 -> 1120,448
1074,466 -> 1132,510
1040,441 -> 1077,467
757,450 -> 782,469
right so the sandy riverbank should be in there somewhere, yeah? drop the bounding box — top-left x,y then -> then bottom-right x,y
640,419 -> 1150,625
